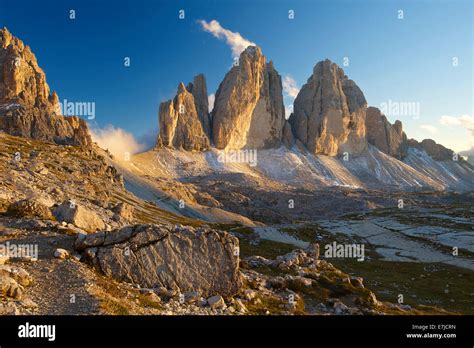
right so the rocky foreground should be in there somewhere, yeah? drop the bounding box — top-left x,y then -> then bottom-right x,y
0,132 -> 455,316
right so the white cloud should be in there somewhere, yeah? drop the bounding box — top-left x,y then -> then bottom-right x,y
439,114 -> 474,152
420,124 -> 438,134
282,75 -> 300,99
439,115 -> 474,135
90,125 -> 146,160
198,19 -> 256,58
208,93 -> 215,113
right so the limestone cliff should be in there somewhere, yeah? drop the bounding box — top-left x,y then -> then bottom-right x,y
365,106 -> 408,159
290,59 -> 367,156
157,81 -> 210,151
0,27 -> 91,146
211,46 -> 285,150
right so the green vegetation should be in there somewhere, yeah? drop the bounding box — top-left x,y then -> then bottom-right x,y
99,298 -> 130,315
137,294 -> 164,310
329,258 -> 471,314
239,238 -> 295,260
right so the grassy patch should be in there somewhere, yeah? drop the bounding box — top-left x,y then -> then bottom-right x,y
239,238 -> 296,260
329,258 -> 469,314
99,298 -> 130,315
137,294 -> 163,310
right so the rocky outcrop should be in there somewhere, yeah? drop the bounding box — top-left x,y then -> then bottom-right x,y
74,224 -> 242,297
0,265 -> 32,300
112,202 -> 134,223
290,59 -> 367,156
0,27 -> 91,146
53,200 -> 105,233
212,46 -> 285,150
408,138 -> 454,161
187,74 -> 211,138
157,81 -> 210,151
7,199 -> 53,220
365,106 -> 408,159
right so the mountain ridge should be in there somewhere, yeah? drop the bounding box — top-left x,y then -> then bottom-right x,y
152,44 -> 472,192
0,29 -> 471,193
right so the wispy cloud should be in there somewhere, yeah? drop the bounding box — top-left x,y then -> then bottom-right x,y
198,19 -> 256,58
420,124 -> 438,134
439,114 -> 474,151
282,75 -> 300,99
90,125 -> 147,160
439,115 -> 474,136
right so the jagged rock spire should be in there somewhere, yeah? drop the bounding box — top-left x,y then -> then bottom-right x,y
157,78 -> 210,151
187,74 -> 211,138
211,45 -> 285,150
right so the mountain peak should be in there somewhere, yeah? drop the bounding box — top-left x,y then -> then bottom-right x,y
237,45 -> 264,66
242,45 -> 261,56
0,28 -> 91,146
0,27 -> 11,37
211,44 -> 285,150
290,57 -> 367,156
157,74 -> 211,151
177,82 -> 187,94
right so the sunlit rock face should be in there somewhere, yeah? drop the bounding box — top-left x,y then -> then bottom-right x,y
0,27 -> 91,146
365,106 -> 408,159
212,46 -> 285,150
187,74 -> 212,139
290,59 -> 367,156
157,81 -> 210,151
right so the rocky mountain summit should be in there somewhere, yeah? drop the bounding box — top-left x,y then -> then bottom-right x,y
157,46 -> 286,151
0,28 -> 90,146
187,74 -> 212,137
212,46 -> 286,150
157,81 -> 210,151
289,59 -> 368,156
155,45 -> 465,170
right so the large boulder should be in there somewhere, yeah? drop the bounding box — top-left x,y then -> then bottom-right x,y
0,27 -> 91,146
156,81 -> 210,151
53,200 -> 105,233
212,46 -> 286,150
74,224 -> 242,297
290,59 -> 367,156
365,106 -> 408,159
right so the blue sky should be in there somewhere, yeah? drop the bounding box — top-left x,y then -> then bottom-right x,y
0,0 -> 472,152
